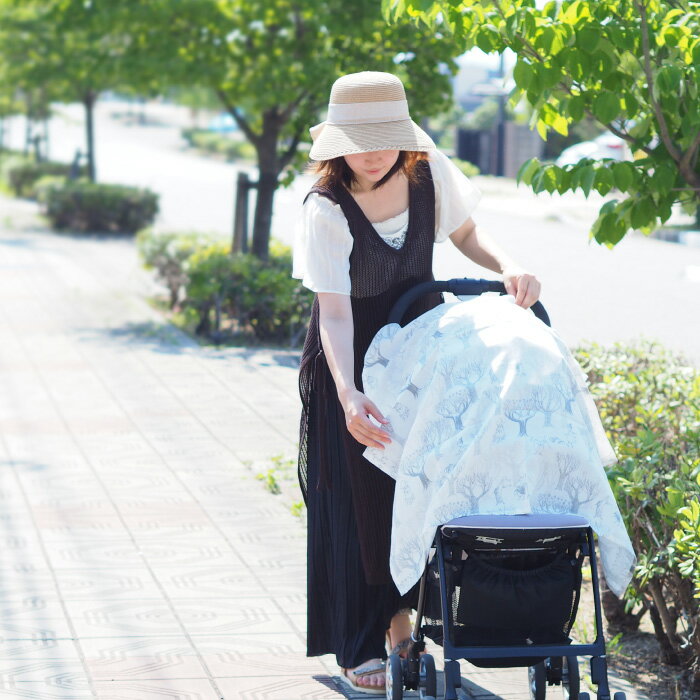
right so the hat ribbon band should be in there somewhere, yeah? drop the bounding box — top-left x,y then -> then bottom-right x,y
326,99 -> 409,125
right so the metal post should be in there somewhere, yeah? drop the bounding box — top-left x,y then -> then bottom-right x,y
232,172 -> 258,255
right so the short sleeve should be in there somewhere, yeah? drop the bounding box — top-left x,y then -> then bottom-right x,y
427,149 -> 482,243
292,193 -> 353,295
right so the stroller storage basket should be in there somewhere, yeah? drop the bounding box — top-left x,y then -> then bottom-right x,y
423,514 -> 587,668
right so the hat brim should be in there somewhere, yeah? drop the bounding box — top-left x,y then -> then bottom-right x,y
309,119 -> 436,161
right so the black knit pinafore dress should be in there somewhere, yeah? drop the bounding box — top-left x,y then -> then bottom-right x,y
298,158 -> 442,668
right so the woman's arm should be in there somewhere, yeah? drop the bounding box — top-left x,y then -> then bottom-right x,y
317,292 -> 391,449
449,217 -> 541,308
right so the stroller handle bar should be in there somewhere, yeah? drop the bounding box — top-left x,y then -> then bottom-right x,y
387,277 -> 551,327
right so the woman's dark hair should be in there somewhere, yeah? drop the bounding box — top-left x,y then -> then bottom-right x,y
307,150 -> 429,192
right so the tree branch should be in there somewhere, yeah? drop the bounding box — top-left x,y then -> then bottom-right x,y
279,88 -> 311,123
636,0 -> 682,163
215,89 -> 260,147
279,130 -> 303,171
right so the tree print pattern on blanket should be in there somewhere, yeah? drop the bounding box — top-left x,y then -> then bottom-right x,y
362,295 -> 636,598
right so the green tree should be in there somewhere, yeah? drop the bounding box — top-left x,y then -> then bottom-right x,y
384,0 -> 700,245
0,1 -> 141,181
119,0 -> 464,259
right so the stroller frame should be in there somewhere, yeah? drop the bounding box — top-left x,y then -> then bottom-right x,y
401,517 -> 612,700
384,278 -> 626,700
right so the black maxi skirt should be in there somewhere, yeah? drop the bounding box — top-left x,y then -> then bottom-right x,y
305,362 -> 418,669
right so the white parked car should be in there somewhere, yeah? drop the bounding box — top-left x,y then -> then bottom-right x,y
555,133 -> 630,166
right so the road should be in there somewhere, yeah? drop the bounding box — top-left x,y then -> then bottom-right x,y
3,99 -> 699,364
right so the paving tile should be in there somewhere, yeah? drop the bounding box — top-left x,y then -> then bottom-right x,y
0,660 -> 88,685
52,567 -> 162,601
196,640 -> 330,678
92,679 -> 220,699
154,567 -> 261,598
170,598 -> 299,637
0,681 -> 94,699
82,637 -> 209,680
217,675 -> 346,700
64,600 -> 182,638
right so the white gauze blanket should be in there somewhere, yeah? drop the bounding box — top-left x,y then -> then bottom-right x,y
362,295 -> 636,597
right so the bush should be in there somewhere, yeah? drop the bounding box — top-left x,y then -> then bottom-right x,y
451,157 -> 480,178
181,239 -> 313,344
229,240 -> 314,343
45,181 -> 159,234
181,128 -> 256,162
182,240 -> 235,337
137,229 -> 313,345
3,159 -> 85,198
33,174 -> 68,206
574,341 -> 700,688
136,229 -> 206,308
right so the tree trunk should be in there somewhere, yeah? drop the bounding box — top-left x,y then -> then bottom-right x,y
251,169 -> 279,259
83,90 -> 97,182
599,570 -> 643,633
249,122 -> 284,260
646,596 -> 681,665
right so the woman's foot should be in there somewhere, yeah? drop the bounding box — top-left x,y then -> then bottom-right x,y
340,658 -> 386,694
387,611 -> 414,658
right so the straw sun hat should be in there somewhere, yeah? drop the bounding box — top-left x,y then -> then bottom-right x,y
309,71 -> 436,161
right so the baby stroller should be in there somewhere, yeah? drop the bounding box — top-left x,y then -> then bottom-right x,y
383,278 -> 627,700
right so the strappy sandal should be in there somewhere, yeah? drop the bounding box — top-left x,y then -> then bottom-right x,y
338,660 -> 386,695
386,632 -> 426,659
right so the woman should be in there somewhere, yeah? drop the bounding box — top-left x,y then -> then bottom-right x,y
293,71 -> 541,694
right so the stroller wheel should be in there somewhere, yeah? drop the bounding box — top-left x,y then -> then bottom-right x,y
562,656 -> 580,698
528,661 -> 546,700
386,653 -> 404,700
419,654 -> 437,699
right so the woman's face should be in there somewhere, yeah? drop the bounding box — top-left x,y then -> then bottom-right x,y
343,149 -> 400,189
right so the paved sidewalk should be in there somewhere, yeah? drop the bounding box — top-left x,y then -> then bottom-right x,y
0,196 -> 646,699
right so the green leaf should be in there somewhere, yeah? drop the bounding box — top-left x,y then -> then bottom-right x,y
579,165 -> 596,197
577,25 -> 600,53
516,157 -> 541,185
594,167 -> 615,196
536,118 -> 548,141
593,92 -> 621,124
613,162 -> 636,192
630,197 -> 654,229
568,94 -> 585,121
513,60 -> 531,90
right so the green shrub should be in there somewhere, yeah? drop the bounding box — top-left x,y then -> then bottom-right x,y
182,240 -> 235,338
45,181 -> 159,234
4,159 -> 86,198
181,128 -> 256,162
451,157 -> 480,178
136,229 -> 208,308
171,238 -> 312,344
33,174 -> 68,205
0,153 -> 31,190
229,241 -> 314,343
574,341 -> 700,684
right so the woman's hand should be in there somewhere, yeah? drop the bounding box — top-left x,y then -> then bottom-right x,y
503,267 -> 541,308
339,388 -> 392,449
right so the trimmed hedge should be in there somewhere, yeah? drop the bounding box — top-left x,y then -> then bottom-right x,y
2,157 -> 86,198
45,182 -> 159,234
136,229 -> 313,345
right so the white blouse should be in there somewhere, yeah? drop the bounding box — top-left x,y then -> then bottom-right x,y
292,149 -> 482,295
